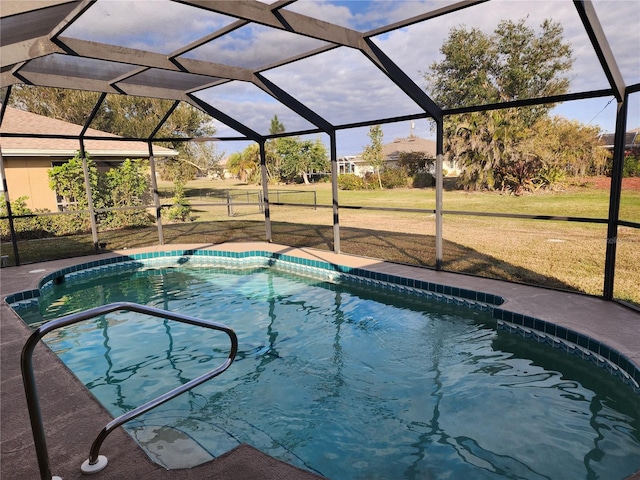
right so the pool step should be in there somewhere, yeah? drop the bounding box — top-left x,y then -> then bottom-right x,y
129,425 -> 215,469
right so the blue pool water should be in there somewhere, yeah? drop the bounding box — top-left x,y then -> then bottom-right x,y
21,263 -> 640,479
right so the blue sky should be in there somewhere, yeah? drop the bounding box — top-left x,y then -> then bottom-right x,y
65,0 -> 639,157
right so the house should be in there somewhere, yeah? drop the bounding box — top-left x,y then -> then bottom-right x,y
337,135 -> 460,177
0,107 -> 177,211
599,128 -> 640,153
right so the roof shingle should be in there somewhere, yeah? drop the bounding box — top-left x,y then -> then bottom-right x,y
0,107 -> 177,158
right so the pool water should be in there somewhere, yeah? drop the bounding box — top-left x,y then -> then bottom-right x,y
23,265 -> 640,480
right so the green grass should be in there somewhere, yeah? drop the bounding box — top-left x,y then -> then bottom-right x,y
169,178 -> 640,221
2,177 -> 639,306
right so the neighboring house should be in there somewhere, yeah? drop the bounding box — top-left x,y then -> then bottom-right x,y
215,156 -> 236,180
0,107 -> 177,211
599,128 -> 640,153
337,135 -> 460,177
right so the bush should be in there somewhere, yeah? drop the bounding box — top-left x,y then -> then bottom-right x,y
0,196 -> 54,240
339,170 -> 416,190
380,168 -> 409,189
338,174 -> 366,190
1,195 -> 94,240
162,183 -> 193,222
102,159 -> 152,228
165,203 -> 192,222
362,172 -> 382,189
412,172 -> 435,188
623,154 -> 640,177
104,209 -> 153,229
51,212 -> 91,236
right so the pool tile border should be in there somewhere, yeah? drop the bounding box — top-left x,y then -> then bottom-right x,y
5,248 -> 639,394
497,317 -> 639,392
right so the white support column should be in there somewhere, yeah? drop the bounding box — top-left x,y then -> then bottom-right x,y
259,140 -> 272,242
148,148 -> 164,245
0,146 -> 20,265
330,130 -> 340,253
80,141 -> 99,252
435,120 -> 444,270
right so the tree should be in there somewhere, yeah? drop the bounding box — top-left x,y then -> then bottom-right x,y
446,109 -> 528,191
9,86 -> 214,139
264,115 -> 287,182
264,116 -> 329,184
270,115 -> 286,135
426,18 -> 574,191
426,26 -> 497,109
528,117 -> 608,178
9,87 -> 103,126
48,152 -> 104,211
426,19 -> 572,112
105,159 -> 151,227
226,144 -> 261,183
362,125 -> 384,189
47,152 -> 154,229
397,151 -> 435,177
158,142 -> 224,183
276,137 -> 329,184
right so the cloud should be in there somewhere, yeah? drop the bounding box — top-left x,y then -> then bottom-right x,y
591,0 -> 640,84
186,24 -> 328,70
195,81 -> 317,136
64,0 -> 236,53
286,0 -> 459,32
285,0 -> 356,29
262,47 -> 423,126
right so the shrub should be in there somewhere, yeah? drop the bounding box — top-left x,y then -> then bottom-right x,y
412,172 -> 435,188
380,168 -> 409,189
362,172 -> 381,189
338,174 -> 366,190
623,154 -> 640,177
50,212 -> 91,236
103,159 -> 152,228
165,202 -> 192,222
0,196 -> 58,240
162,183 -> 193,222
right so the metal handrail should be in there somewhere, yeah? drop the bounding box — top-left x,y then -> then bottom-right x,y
21,301 -> 238,480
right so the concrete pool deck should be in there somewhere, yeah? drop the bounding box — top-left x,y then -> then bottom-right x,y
1,242 -> 639,480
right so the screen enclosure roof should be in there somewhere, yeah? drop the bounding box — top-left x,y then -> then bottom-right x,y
1,0 -> 639,143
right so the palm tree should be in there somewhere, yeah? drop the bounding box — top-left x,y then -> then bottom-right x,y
227,144 -> 260,183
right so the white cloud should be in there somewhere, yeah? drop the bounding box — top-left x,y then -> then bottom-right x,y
262,47 -> 423,126
592,0 -> 640,85
195,81 -> 317,135
286,0 -> 462,32
64,0 -> 236,53
186,24 -> 328,70
285,0 -> 357,29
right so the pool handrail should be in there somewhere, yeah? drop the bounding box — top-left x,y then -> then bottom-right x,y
20,301 -> 238,480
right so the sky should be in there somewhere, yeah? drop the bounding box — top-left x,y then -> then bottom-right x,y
63,0 -> 640,158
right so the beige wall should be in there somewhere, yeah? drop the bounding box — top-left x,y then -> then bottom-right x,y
3,157 -> 59,211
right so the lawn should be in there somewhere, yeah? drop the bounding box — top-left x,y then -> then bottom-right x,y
2,177 -> 639,305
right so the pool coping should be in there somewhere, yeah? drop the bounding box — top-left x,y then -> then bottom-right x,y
2,242 -> 640,480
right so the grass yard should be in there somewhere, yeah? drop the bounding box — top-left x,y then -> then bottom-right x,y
2,177 -> 639,305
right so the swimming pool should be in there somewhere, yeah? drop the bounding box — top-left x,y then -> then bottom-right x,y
12,252 -> 640,480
